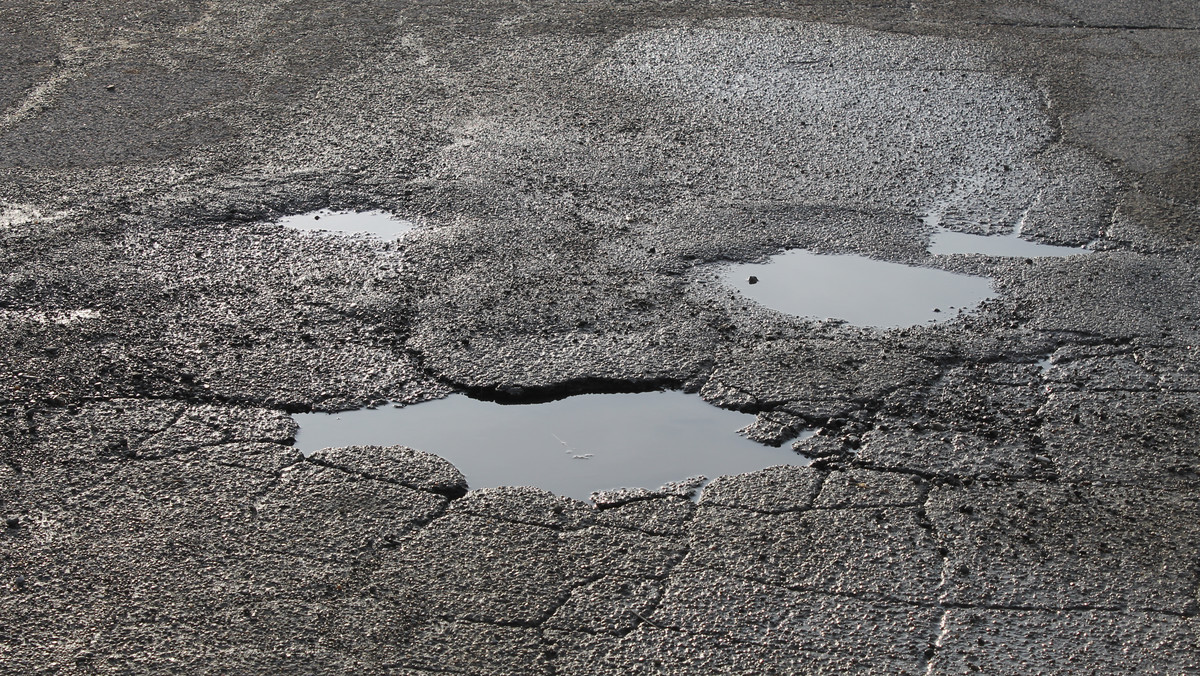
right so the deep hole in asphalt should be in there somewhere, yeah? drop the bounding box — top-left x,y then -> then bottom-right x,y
292,391 -> 811,502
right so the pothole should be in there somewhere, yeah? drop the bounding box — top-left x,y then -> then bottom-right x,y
277,209 -> 416,239
719,221 -> 1091,327
720,249 -> 995,328
929,227 -> 1089,258
292,391 -> 807,502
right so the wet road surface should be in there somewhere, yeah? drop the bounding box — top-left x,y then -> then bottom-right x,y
2,1 -> 1199,673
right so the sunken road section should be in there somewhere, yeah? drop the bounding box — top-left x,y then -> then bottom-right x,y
2,1 -> 1200,674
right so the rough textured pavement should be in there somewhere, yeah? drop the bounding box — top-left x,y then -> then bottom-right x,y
2,1 -> 1200,673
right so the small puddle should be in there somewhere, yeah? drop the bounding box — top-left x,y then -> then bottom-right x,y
292,391 -> 804,502
278,209 -> 415,240
930,228 -> 1088,258
721,250 -> 994,328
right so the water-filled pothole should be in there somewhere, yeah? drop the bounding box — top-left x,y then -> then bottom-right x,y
720,220 -> 1091,327
930,228 -> 1088,258
278,209 -> 415,239
721,249 -> 994,328
292,391 -> 805,502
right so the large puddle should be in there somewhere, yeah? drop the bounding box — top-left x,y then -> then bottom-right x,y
278,209 -> 415,239
292,391 -> 802,502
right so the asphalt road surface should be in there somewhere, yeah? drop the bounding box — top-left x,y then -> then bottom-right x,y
2,1 -> 1199,673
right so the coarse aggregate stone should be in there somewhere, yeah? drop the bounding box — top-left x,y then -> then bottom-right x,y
928,481 -> 1200,614
687,501 -> 945,603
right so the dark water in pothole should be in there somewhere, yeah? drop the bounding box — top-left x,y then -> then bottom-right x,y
721,249 -> 995,328
292,391 -> 806,502
930,228 -> 1088,258
277,209 -> 415,239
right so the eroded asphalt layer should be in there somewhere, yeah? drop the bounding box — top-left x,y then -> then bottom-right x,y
2,2 -> 1199,673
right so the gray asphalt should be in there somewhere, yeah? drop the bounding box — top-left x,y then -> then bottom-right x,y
2,1 -> 1199,673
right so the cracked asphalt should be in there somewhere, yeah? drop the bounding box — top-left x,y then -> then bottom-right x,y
2,1 -> 1199,673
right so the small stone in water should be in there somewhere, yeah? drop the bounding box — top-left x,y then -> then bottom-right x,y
747,275 -> 758,284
